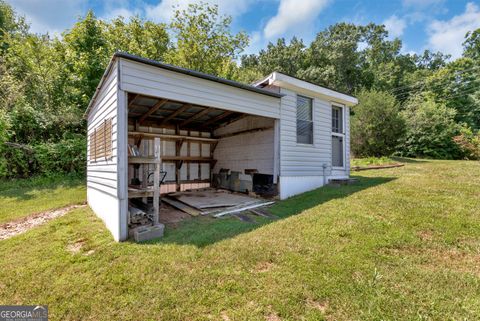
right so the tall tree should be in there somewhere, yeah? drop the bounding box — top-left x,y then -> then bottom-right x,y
300,23 -> 363,93
463,28 -> 480,61
103,16 -> 169,61
243,37 -> 307,77
63,11 -> 109,109
164,3 -> 248,78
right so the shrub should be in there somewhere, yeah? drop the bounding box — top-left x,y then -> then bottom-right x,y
453,126 -> 480,160
34,135 -> 86,176
351,89 -> 405,157
0,110 -> 10,177
399,96 -> 461,159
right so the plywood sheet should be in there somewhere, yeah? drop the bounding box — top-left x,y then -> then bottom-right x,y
170,189 -> 259,210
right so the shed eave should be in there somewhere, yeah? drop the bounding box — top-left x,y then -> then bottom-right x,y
85,52 -> 285,119
270,72 -> 358,106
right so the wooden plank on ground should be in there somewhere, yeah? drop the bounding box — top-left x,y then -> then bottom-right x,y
162,197 -> 201,216
213,201 -> 275,218
249,208 -> 278,219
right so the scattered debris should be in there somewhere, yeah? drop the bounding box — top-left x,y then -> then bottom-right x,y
213,201 -> 275,218
169,189 -> 256,210
162,197 -> 201,216
0,204 -> 86,240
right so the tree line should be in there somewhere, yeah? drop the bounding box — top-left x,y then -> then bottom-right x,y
0,1 -> 479,179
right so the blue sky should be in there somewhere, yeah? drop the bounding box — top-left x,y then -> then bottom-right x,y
6,0 -> 480,59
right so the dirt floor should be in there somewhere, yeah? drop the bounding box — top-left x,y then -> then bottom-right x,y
0,203 -> 86,240
159,203 -> 193,227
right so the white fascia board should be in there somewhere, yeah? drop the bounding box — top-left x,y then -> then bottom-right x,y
252,73 -> 274,87
270,72 -> 358,106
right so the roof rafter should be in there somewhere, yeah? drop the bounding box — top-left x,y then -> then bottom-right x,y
128,94 -> 140,107
180,107 -> 214,127
138,98 -> 168,125
159,104 -> 192,125
200,110 -> 234,129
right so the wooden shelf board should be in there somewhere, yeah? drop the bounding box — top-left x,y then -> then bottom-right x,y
128,131 -> 218,143
128,156 -> 161,164
128,187 -> 157,198
161,156 -> 215,163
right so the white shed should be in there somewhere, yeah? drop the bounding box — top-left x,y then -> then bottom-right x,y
85,52 -> 358,241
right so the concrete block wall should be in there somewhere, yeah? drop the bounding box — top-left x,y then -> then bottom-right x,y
213,116 -> 275,175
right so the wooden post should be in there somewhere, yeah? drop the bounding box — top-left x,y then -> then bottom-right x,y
186,131 -> 191,181
175,126 -> 181,192
153,137 -> 161,225
142,141 -> 148,203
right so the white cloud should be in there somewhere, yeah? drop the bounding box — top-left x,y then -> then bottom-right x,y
427,2 -> 480,58
383,15 -> 407,38
263,0 -> 330,39
7,0 -> 87,34
403,0 -> 444,8
145,0 -> 256,23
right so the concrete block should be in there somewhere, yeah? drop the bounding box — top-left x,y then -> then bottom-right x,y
133,224 -> 165,242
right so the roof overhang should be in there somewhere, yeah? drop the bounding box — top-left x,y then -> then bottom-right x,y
255,72 -> 358,107
85,52 -> 283,119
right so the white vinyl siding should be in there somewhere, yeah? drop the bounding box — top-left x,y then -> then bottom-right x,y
87,60 -> 128,241
279,88 -> 332,176
87,62 -> 119,197
119,59 -> 281,119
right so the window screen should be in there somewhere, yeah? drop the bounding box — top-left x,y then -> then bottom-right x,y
332,106 -> 343,133
297,95 -> 313,144
89,118 -> 112,161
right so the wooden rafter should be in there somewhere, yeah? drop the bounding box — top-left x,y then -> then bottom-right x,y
200,110 -> 234,128
128,94 -> 140,108
180,107 -> 213,127
138,98 -> 168,125
160,104 -> 191,125
214,113 -> 248,129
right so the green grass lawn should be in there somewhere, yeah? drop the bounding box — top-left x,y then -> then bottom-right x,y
0,175 -> 86,224
350,156 -> 397,167
1,159 -> 479,320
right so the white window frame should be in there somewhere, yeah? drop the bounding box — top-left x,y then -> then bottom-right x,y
331,103 -> 346,170
296,94 -> 314,146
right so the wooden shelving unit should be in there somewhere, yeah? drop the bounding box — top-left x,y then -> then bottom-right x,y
128,130 -> 218,192
127,137 -> 161,225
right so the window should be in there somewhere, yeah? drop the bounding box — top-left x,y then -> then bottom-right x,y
297,95 -> 313,144
331,105 -> 345,167
332,106 -> 343,133
89,118 -> 112,161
